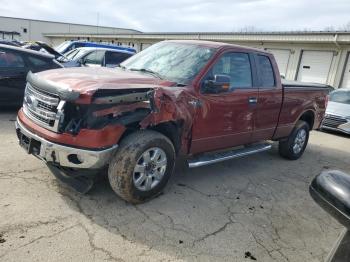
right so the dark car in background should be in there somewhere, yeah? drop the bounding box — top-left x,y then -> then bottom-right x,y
0,44 -> 63,107
321,88 -> 350,135
0,40 -> 22,47
63,47 -> 134,68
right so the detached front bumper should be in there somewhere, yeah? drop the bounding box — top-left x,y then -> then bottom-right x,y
15,119 -> 118,169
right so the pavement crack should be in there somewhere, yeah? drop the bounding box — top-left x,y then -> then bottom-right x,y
176,183 -> 217,198
0,223 -> 79,259
79,223 -> 125,262
0,216 -> 71,235
192,219 -> 233,247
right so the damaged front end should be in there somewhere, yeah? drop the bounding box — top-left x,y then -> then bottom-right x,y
61,88 -> 156,135
22,71 -> 157,137
17,71 -> 196,192
17,73 -> 158,190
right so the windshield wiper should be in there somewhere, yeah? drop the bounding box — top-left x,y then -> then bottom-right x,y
129,68 -> 163,79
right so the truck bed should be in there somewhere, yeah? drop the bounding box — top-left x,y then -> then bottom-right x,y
282,80 -> 333,92
273,80 -> 330,139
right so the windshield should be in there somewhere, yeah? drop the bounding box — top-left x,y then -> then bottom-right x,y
329,89 -> 350,104
121,42 -> 216,84
54,41 -> 72,53
64,49 -> 80,60
65,48 -> 90,60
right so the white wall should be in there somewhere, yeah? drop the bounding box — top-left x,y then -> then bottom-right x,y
0,16 -> 138,44
116,39 -> 349,88
3,18 -> 347,88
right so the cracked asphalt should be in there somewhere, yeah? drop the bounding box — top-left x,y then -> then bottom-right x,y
1,110 -> 349,262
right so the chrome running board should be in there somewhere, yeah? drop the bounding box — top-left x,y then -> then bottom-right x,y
188,143 -> 272,168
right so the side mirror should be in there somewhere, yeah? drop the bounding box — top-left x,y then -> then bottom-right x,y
310,170 -> 350,230
203,74 -> 231,94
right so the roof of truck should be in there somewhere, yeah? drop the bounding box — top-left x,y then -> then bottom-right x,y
166,40 -> 270,54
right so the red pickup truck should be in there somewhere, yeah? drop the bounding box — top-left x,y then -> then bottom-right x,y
15,40 -> 329,203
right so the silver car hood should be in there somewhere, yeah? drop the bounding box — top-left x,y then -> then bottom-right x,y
326,101 -> 350,118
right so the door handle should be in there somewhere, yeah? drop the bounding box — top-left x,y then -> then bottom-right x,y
248,97 -> 258,104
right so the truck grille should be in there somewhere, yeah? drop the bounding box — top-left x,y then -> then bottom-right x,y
23,83 -> 65,132
322,114 -> 347,128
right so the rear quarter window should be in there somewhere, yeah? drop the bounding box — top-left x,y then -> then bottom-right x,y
26,55 -> 60,71
0,51 -> 25,68
105,51 -> 132,65
257,55 -> 275,87
27,56 -> 49,67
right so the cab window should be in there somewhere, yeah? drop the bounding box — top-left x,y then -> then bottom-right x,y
27,56 -> 49,67
204,52 -> 253,91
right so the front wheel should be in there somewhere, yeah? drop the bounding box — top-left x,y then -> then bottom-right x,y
279,120 -> 310,160
108,130 -> 175,204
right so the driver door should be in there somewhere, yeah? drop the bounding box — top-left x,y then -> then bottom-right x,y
191,52 -> 259,154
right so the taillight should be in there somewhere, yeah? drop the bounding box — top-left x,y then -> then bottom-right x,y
325,95 -> 329,108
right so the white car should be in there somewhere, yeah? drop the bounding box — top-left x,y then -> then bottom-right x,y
322,88 -> 350,134
63,47 -> 134,68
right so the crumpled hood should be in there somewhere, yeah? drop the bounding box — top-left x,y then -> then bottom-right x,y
31,67 -> 175,99
326,101 -> 350,118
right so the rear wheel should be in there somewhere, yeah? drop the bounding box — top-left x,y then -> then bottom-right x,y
108,130 -> 175,203
279,120 -> 310,160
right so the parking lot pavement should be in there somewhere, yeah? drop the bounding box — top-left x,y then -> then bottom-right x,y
0,110 -> 349,262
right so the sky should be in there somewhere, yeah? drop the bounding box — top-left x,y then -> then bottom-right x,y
0,0 -> 350,32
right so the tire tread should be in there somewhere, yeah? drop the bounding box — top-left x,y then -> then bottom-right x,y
108,130 -> 175,203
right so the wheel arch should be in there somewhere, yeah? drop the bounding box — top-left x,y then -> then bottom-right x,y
148,121 -> 183,155
298,110 -> 315,129
118,121 -> 183,155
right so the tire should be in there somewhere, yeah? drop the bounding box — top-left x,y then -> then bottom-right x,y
279,120 -> 310,160
108,130 -> 175,204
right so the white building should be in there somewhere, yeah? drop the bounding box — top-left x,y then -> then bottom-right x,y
44,31 -> 350,88
2,16 -> 350,88
0,16 -> 139,43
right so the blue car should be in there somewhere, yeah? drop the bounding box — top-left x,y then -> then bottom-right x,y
54,40 -> 136,55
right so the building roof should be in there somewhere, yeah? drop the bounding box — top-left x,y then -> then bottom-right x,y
0,15 -> 141,33
44,31 -> 350,45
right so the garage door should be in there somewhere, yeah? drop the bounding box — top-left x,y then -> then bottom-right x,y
341,53 -> 350,88
266,49 -> 291,77
297,51 -> 334,84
